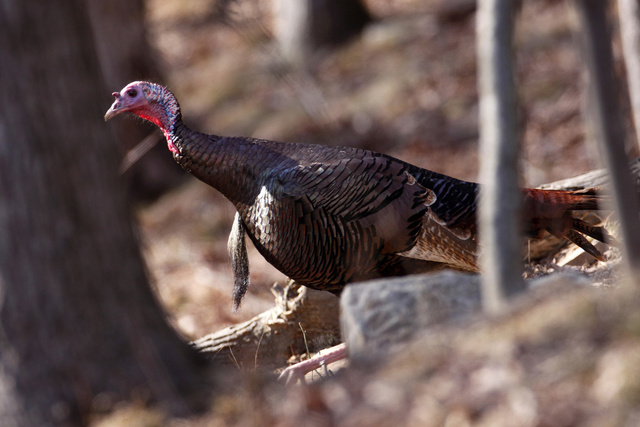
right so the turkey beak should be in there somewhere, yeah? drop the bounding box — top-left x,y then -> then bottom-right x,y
104,92 -> 123,121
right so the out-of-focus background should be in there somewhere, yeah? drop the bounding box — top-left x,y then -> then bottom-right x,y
135,0 -> 629,339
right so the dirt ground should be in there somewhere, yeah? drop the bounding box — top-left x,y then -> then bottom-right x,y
136,0 -> 629,345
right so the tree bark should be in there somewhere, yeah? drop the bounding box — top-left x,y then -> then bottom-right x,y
0,1 -> 211,424
476,0 -> 525,313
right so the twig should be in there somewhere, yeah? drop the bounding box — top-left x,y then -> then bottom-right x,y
119,132 -> 162,174
299,323 -> 311,362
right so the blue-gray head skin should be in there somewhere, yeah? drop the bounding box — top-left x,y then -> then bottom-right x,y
105,81 -> 181,153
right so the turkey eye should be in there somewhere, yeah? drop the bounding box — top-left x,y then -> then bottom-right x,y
127,89 -> 138,97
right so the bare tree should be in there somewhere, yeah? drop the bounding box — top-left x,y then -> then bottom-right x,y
0,1 -> 211,424
476,0 -> 525,312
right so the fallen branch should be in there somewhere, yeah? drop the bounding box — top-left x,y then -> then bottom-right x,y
192,281 -> 341,372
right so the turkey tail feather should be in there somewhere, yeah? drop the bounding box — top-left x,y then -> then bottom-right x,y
229,212 -> 250,311
529,188 -> 615,261
572,217 -> 616,244
564,229 -> 605,261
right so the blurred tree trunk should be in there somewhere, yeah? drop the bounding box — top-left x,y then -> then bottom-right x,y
476,0 -> 525,312
88,0 -> 185,201
274,0 -> 372,64
573,0 -> 640,281
0,1 -> 211,425
618,0 -> 640,154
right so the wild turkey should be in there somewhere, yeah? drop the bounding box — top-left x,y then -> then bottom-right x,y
105,81 -> 612,310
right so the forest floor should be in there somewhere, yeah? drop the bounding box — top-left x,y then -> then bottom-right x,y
138,0 -> 629,342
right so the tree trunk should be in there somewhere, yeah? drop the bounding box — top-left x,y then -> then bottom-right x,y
0,1 -> 211,424
87,0 -> 185,201
618,0 -> 640,153
273,0 -> 372,64
573,0 -> 640,282
476,0 -> 525,312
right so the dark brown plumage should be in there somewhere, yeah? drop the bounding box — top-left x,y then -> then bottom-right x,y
106,81 -> 613,309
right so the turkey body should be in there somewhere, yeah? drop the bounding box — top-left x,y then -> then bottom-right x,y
106,81 -> 610,300
174,123 -> 480,295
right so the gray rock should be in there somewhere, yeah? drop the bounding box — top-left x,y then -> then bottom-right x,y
341,271 -> 482,366
340,271 -> 595,367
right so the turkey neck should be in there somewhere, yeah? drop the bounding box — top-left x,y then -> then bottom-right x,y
167,119 -> 272,207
